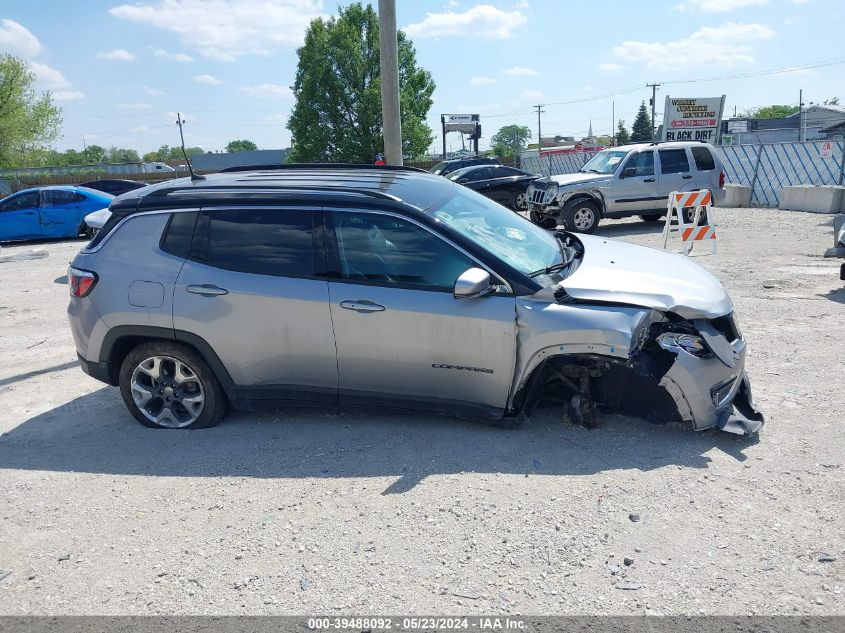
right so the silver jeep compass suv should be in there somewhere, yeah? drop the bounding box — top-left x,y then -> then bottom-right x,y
67,164 -> 762,435
527,141 -> 727,233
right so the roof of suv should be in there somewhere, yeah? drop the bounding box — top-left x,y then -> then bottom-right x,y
109,164 -> 455,213
609,140 -> 717,152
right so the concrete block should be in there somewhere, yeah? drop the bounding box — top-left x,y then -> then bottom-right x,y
779,185 -> 845,214
721,184 -> 752,208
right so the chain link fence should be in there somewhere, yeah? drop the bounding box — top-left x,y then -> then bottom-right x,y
519,141 -> 845,208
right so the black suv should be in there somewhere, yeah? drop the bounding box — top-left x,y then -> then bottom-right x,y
430,156 -> 500,177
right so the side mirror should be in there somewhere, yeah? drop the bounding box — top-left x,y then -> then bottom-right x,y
454,267 -> 493,299
457,177 -> 469,184
621,167 -> 636,178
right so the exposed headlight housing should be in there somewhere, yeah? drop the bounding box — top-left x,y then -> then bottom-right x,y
657,332 -> 710,357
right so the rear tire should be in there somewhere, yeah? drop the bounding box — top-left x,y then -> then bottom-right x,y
119,341 -> 228,429
639,213 -> 663,222
682,207 -> 708,226
560,200 -> 600,233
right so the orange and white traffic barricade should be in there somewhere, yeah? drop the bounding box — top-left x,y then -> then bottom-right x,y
661,189 -> 717,256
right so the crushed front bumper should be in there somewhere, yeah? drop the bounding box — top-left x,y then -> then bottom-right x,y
657,334 -> 764,436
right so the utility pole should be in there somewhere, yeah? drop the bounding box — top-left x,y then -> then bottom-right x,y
611,101 -> 615,146
378,0 -> 402,165
534,104 -> 545,154
798,89 -> 804,143
646,82 -> 661,140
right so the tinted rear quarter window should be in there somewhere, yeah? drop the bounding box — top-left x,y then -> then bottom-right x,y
691,146 -> 716,171
659,149 -> 691,174
190,209 -> 314,277
160,211 -> 198,258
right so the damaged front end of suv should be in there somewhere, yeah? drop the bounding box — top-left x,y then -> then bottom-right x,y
506,233 -> 764,436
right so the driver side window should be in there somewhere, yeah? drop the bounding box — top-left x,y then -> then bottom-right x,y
625,151 -> 655,177
330,212 -> 473,291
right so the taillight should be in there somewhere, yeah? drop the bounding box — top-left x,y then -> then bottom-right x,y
719,170 -> 726,188
68,266 -> 98,298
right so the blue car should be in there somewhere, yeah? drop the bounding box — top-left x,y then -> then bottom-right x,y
0,186 -> 113,242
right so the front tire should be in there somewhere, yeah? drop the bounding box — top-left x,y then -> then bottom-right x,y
119,341 -> 227,429
529,208 -> 556,229
560,200 -> 600,233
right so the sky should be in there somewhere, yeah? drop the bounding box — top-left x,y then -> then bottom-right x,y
1,0 -> 843,157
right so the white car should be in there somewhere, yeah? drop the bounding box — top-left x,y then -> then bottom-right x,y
83,208 -> 112,235
823,214 -> 845,282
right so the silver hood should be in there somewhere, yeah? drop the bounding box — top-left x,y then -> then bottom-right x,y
560,234 -> 733,320
548,172 -> 610,187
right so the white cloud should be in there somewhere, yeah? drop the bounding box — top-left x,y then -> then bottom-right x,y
97,49 -> 136,61
142,86 -> 166,96
791,0 -> 810,3
0,19 -> 43,57
598,62 -> 624,72
117,102 -> 154,109
611,22 -> 775,70
521,89 -> 543,99
29,61 -> 71,89
503,65 -> 538,76
469,75 -> 497,86
240,83 -> 292,97
515,0 -> 530,7
405,5 -> 527,40
151,47 -> 194,62
193,74 -> 222,85
673,3 -> 687,11
53,90 -> 86,101
111,0 -> 325,61
690,0 -> 767,10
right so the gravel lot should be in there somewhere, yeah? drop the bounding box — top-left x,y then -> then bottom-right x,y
0,207 -> 843,616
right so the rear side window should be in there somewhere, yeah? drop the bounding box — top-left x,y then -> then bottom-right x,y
659,149 -> 691,174
160,211 -> 198,258
691,146 -> 716,171
43,190 -> 85,206
190,209 -> 314,277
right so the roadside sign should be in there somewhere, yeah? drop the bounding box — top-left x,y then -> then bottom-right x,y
820,141 -> 833,159
661,96 -> 726,143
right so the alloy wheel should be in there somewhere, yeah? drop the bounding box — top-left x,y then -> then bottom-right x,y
130,355 -> 205,428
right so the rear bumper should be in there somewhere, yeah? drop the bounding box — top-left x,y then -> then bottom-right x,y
77,353 -> 111,384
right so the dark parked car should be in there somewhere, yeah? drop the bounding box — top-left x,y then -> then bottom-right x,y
78,179 -> 148,196
430,156 -> 500,177
448,164 -> 540,211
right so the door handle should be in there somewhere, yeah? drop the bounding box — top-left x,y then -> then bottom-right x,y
186,284 -> 228,297
682,174 -> 693,179
339,299 -> 385,313
643,178 -> 655,182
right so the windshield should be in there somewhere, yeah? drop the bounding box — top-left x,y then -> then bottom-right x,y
430,161 -> 446,175
426,186 -> 562,276
579,150 -> 628,174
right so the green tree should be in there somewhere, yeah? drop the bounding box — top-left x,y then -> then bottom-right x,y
741,104 -> 799,119
615,119 -> 630,145
0,55 -> 62,168
105,146 -> 141,163
288,2 -> 435,162
490,124 -> 531,157
82,144 -> 107,164
225,139 -> 258,153
630,101 -> 653,142
142,144 -> 202,161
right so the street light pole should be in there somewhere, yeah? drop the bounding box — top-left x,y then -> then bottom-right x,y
378,0 -> 402,165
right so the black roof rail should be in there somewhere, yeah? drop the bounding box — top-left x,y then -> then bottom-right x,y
219,162 -> 428,174
140,184 -> 403,202
648,140 -> 709,146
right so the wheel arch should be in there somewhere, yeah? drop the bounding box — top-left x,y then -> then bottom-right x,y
563,191 -> 605,216
99,325 -> 235,396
